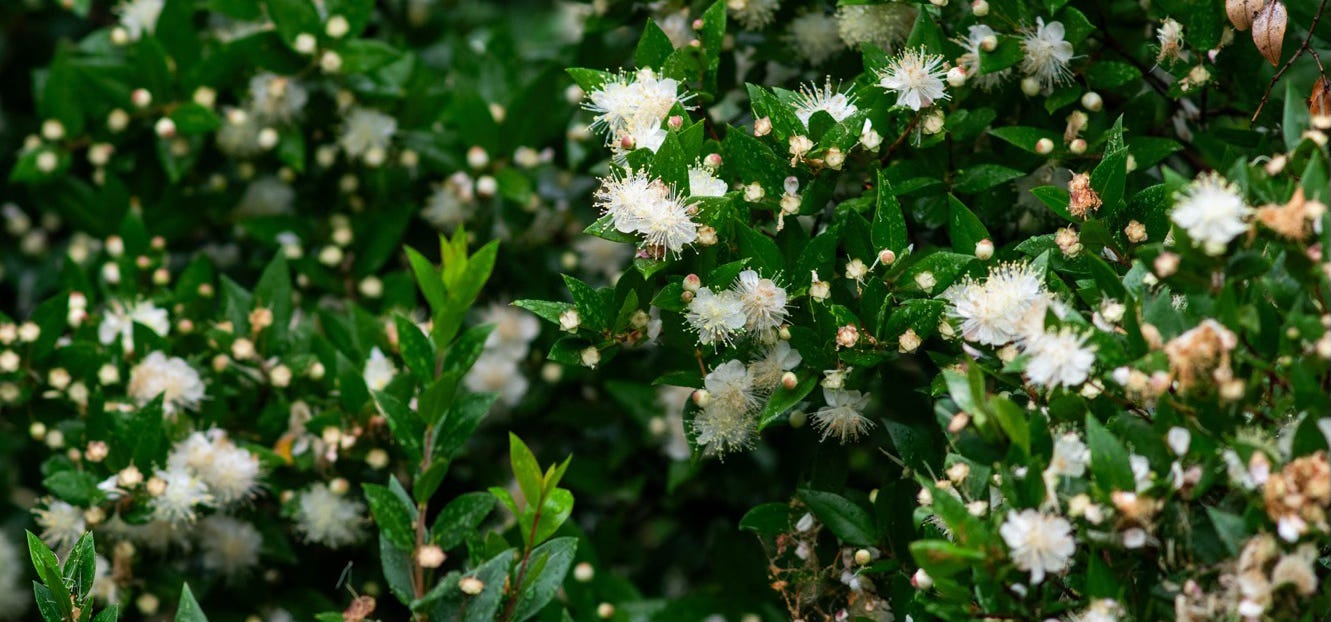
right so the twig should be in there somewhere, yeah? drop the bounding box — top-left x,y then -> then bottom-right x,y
1251,0 -> 1330,122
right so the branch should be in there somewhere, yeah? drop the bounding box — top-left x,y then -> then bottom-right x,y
1252,0 -> 1330,122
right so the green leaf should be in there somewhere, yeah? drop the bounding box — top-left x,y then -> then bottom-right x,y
979,36 -> 1024,74
531,488 -> 574,546
989,126 -> 1060,153
736,225 -> 784,274
364,482 -> 418,551
636,20 -> 675,69
758,373 -> 817,430
264,0 -> 321,45
373,390 -> 424,463
169,103 -> 221,135
174,583 -> 209,622
1086,415 -> 1135,492
509,537 -> 578,622
406,246 -> 446,316
739,503 -> 791,536
512,300 -> 576,326
1091,149 -> 1128,215
395,315 -> 435,385
947,194 -> 990,254
509,433 -> 543,508
797,490 -> 875,546
562,274 -> 610,333
434,392 -> 498,459
1085,61 -> 1142,91
63,532 -> 97,601
990,396 -> 1030,455
909,540 -> 985,578
253,253 -> 293,342
1206,507 -> 1248,557
1030,185 -> 1075,222
43,470 -> 101,506
431,492 -> 496,549
873,171 -> 909,254
426,549 -> 514,621
953,164 -> 1024,194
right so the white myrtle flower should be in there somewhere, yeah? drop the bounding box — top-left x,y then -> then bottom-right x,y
785,12 -> 843,65
339,107 -> 397,160
216,110 -> 264,157
958,25 -> 1010,90
1000,509 -> 1075,584
480,304 -> 540,361
1047,432 -> 1090,478
363,346 -> 396,391
704,360 -> 758,414
877,49 -> 949,111
942,262 -> 1053,346
463,351 -> 530,406
748,341 -> 802,393
1023,327 -> 1096,389
731,269 -> 788,334
33,500 -> 87,553
128,351 -> 205,414
294,483 -> 366,547
688,166 -> 728,197
1170,172 -> 1251,255
617,117 -> 668,155
116,0 -> 164,40
151,467 -> 214,524
199,515 -> 263,580
98,299 -> 170,352
236,176 -> 295,217
583,68 -> 690,140
573,236 -> 633,281
727,0 -> 780,30
248,73 -> 308,124
836,3 -> 917,51
686,287 -> 747,346
1021,18 -> 1075,92
593,170 -> 699,255
792,79 -> 858,128
422,175 -> 474,230
812,388 -> 873,443
693,404 -> 757,456
167,429 -> 261,505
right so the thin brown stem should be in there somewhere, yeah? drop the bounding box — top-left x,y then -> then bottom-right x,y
1252,0 -> 1330,122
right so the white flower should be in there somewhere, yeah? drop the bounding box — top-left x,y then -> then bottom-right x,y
686,287 -> 747,346
785,12 -> 843,65
0,534 -> 30,619
693,404 -> 757,457
1129,454 -> 1152,491
1000,509 -> 1075,584
1021,18 -> 1075,91
617,118 -> 668,155
1073,599 -> 1123,622
793,79 -> 858,128
593,170 -> 699,255
573,236 -> 633,281
422,175 -> 474,229
688,166 -> 728,197
731,269 -> 788,334
128,351 -> 205,414
339,107 -> 397,159
877,49 -> 949,111
480,304 -> 540,360
464,351 -> 530,406
363,346 -> 396,391
98,299 -> 170,352
727,0 -> 780,30
167,430 -> 261,505
957,25 -> 1010,90
248,73 -> 308,124
294,483 -> 366,547
151,467 -> 214,524
583,69 -> 690,139
199,515 -> 263,580
942,262 -> 1052,346
1023,327 -> 1096,388
705,360 -> 758,415
116,0 -> 164,40
1047,432 -> 1090,478
1170,172 -> 1251,255
216,110 -> 264,158
836,3 -> 917,51
236,176 -> 295,217
34,500 -> 86,553
812,388 -> 873,443
748,341 -> 802,392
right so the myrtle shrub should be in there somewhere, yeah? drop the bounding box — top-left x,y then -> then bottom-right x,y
1,0 -> 1329,621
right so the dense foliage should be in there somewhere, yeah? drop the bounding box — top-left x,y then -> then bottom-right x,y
1,0 -> 1328,621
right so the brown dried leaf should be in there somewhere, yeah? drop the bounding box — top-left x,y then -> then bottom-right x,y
1309,75 -> 1331,119
1226,0 -> 1263,31
1252,0 -> 1287,66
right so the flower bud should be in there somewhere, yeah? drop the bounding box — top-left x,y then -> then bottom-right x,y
1154,252 -> 1179,277
667,115 -> 683,130
946,66 -> 967,88
574,562 -> 594,582
974,239 -> 994,260
914,271 -> 936,292
692,389 -> 711,407
781,372 -> 798,390
131,88 -> 152,108
559,309 -> 581,333
854,549 -> 872,565
416,545 -> 445,568
459,576 -> 484,595
1081,91 -> 1103,111
682,273 -> 701,292
1069,138 -> 1087,154
580,346 -> 600,369
466,146 -> 489,169
325,14 -> 350,38
294,33 -> 317,54
912,568 -> 933,590
1035,137 -> 1055,154
753,116 -> 772,137
898,328 -> 922,353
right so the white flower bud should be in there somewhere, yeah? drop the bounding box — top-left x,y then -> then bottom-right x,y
854,549 -> 872,565
131,88 -> 152,108
269,364 -> 293,388
974,239 -> 994,260
559,309 -> 581,333
193,86 -> 217,108
107,109 -> 130,133
1021,77 -> 1041,96
971,0 -> 989,16
1069,138 -> 1088,154
753,116 -> 772,136
257,127 -> 280,150
358,276 -> 383,298
41,119 -> 65,141
320,50 -> 343,73
573,562 -> 594,582
459,576 -> 485,595
743,182 -> 765,202
580,346 -> 600,369
1035,138 -> 1055,154
476,175 -> 498,197
912,568 -> 933,589
36,151 -> 59,173
980,34 -> 998,52
946,66 -> 967,87
416,545 -> 445,569
325,15 -> 351,38
1081,91 -> 1103,111
293,33 -> 317,54
914,271 -> 936,292
466,146 -> 489,169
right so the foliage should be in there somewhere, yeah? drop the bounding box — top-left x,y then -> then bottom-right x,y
1,0 -> 1328,621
